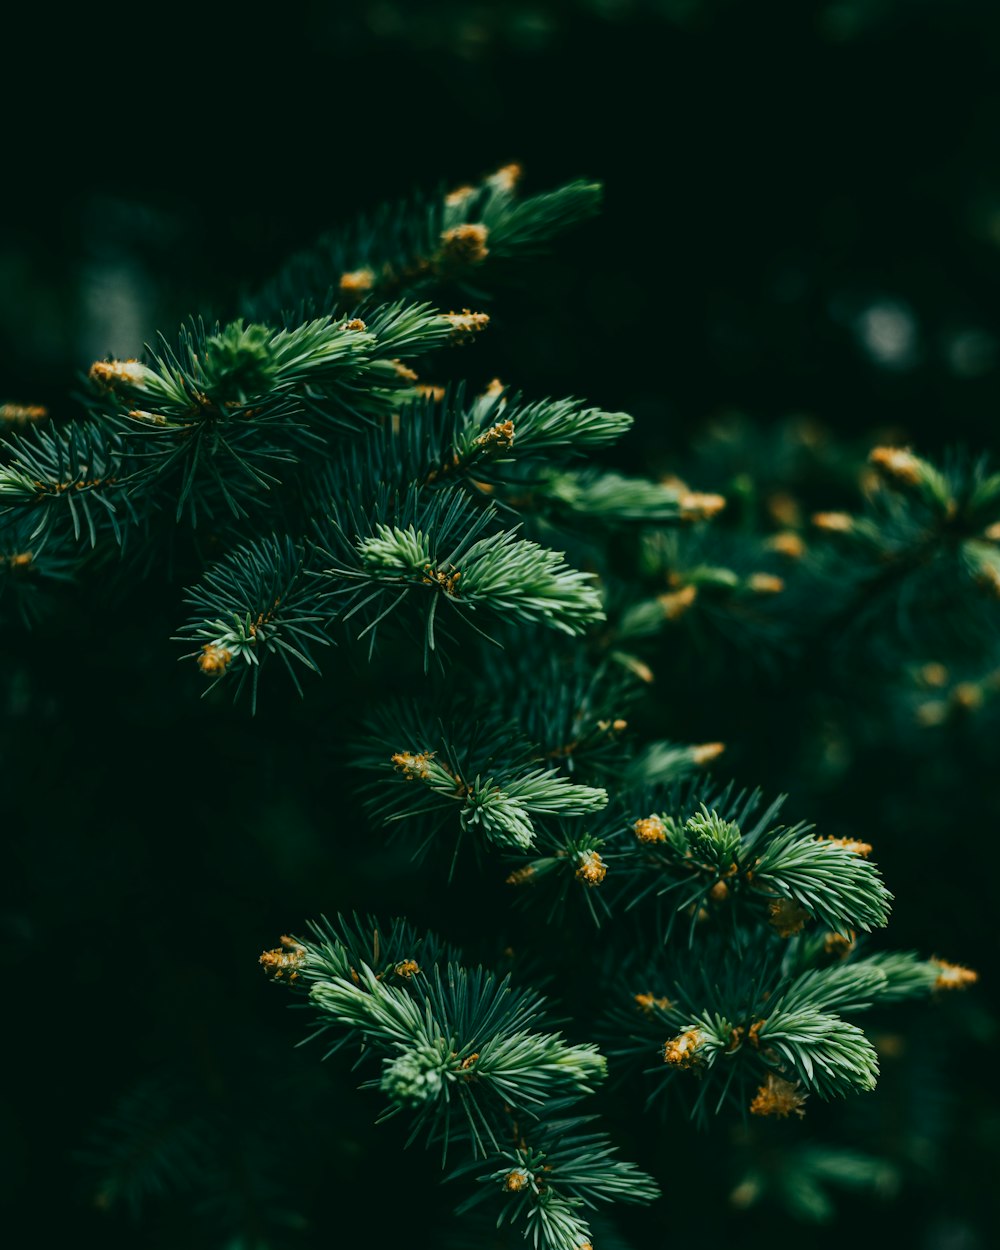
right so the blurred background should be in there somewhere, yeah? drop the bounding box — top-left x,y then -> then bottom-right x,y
2,2 -> 998,1247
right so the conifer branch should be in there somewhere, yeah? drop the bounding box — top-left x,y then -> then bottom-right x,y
0,421 -> 132,545
319,485 -> 605,654
248,166 -> 602,320
176,536 -> 330,710
358,704 -> 608,862
261,916 -> 656,1250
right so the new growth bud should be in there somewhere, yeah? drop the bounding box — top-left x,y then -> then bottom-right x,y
445,309 -> 490,340
747,573 -> 785,594
89,359 -> 158,393
259,936 -> 306,981
475,418 -> 515,450
824,930 -> 857,958
575,851 -> 607,886
198,645 -> 233,676
691,742 -> 725,765
658,585 -> 698,620
634,992 -> 672,1015
440,223 -> 490,265
444,184 -> 476,208
391,751 -> 435,781
766,531 -> 806,559
768,897 -> 810,937
679,492 -> 727,521
662,1028 -> 704,1067
503,1169 -> 529,1192
812,511 -> 855,533
920,662 -> 950,687
869,445 -> 924,487
339,268 -> 376,294
0,402 -> 47,424
489,162 -> 523,192
931,959 -> 978,990
821,835 -> 874,857
633,815 -> 667,844
869,445 -> 954,512
749,1073 -> 807,1119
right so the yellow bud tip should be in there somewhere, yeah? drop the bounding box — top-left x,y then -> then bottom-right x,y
662,1028 -> 704,1067
440,222 -> 490,264
747,573 -> 785,594
444,184 -> 476,208
259,941 -> 306,977
920,662 -> 949,688
391,751 -> 434,780
343,318 -> 367,332
416,384 -> 447,402
475,418 -> 515,450
634,991 -> 672,1014
658,584 -> 698,620
768,897 -> 810,937
391,360 -> 419,382
575,851 -> 607,886
820,835 -> 874,858
931,959 -> 978,990
984,521 -> 1000,542
483,377 -> 505,398
766,531 -> 806,559
88,359 -> 152,389
633,815 -> 667,844
824,929 -> 857,958
916,699 -> 949,727
812,511 -> 855,533
692,741 -> 725,765
338,268 -> 375,294
953,682 -> 984,710
197,645 -> 232,676
491,162 -> 523,191
445,309 -> 490,338
749,1073 -> 807,1119
869,444 -> 923,486
6,552 -> 34,569
394,960 -> 420,978
505,865 -> 536,886
679,491 -> 727,521
503,1169 -> 529,1192
0,402 -> 48,424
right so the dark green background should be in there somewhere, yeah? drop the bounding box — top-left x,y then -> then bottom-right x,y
2,3 -> 997,1246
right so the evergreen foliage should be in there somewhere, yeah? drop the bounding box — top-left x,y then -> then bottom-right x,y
2,162 -> 984,1249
